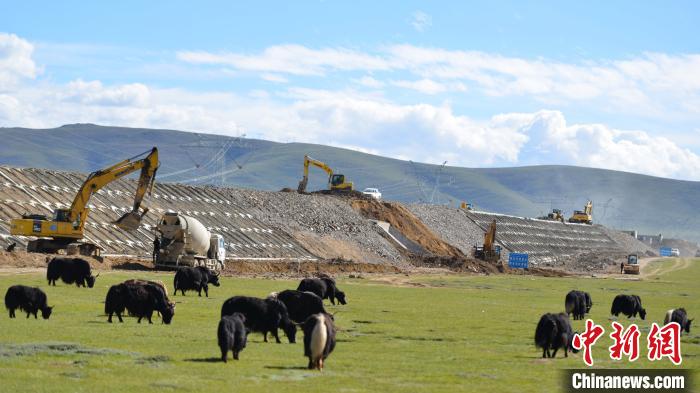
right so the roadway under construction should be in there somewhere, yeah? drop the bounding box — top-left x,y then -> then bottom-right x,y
0,165 -> 655,272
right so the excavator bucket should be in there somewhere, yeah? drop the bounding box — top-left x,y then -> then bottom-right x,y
113,208 -> 148,231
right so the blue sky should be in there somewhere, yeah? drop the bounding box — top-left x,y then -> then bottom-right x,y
1,1 -> 700,179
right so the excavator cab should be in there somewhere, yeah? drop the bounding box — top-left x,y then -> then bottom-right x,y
330,174 -> 346,187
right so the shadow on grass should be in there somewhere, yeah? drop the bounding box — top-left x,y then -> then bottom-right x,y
264,365 -> 308,370
184,357 -> 222,363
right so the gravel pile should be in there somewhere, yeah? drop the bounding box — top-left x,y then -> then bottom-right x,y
223,189 -> 403,262
599,227 -> 657,256
407,204 -> 485,254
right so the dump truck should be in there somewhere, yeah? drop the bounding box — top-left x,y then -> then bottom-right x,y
10,147 -> 159,257
155,213 -> 225,270
623,254 -> 640,275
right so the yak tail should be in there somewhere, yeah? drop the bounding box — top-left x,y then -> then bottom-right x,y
173,272 -> 179,294
217,319 -> 232,349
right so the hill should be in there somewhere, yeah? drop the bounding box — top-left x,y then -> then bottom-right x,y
1,123 -> 699,242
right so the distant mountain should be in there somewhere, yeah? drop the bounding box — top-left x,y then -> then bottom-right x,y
2,123 -> 699,242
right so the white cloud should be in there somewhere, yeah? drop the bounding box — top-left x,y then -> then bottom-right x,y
355,76 -> 384,88
63,79 -> 150,107
0,33 -> 38,91
177,44 -> 700,120
391,79 -> 447,95
177,45 -> 390,76
411,11 -> 432,32
391,78 -> 467,95
502,110 -> 700,179
260,73 -> 288,83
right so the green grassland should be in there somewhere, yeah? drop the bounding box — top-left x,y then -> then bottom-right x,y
0,259 -> 698,392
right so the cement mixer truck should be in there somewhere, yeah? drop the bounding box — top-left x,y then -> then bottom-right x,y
154,212 -> 225,270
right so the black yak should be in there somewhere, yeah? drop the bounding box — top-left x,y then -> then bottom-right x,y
173,266 -> 220,297
664,308 -> 693,334
272,290 -> 328,324
297,277 -> 346,305
534,313 -> 578,358
46,257 -> 98,288
5,285 -> 53,319
105,281 -> 175,324
611,294 -> 646,320
303,313 -> 336,370
221,296 -> 296,343
565,290 -> 592,320
218,313 -> 248,362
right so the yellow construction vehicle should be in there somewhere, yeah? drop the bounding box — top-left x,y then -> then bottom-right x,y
473,219 -> 501,262
622,254 -> 640,275
297,155 -> 353,193
460,201 -> 473,211
10,147 -> 159,256
539,209 -> 565,223
568,201 -> 593,224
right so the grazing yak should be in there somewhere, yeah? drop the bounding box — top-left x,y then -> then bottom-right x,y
664,308 -> 693,334
47,257 -> 98,288
123,279 -> 169,297
105,281 -> 175,324
303,313 -> 336,370
173,266 -> 220,297
272,290 -> 328,324
218,313 -> 248,362
5,285 -> 53,319
611,294 -> 646,320
565,290 -> 592,320
221,296 -> 296,343
297,277 -> 346,305
534,312 -> 578,358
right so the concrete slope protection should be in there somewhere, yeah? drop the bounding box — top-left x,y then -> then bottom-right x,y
0,166 -> 314,259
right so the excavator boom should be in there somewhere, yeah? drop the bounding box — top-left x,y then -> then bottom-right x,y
10,147 -> 159,253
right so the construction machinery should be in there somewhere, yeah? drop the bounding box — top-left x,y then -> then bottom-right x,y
623,254 -> 640,275
10,148 -> 159,256
460,201 -> 473,211
568,201 -> 593,224
155,213 -> 225,269
297,155 -> 353,193
473,219 -> 501,262
539,209 -> 565,223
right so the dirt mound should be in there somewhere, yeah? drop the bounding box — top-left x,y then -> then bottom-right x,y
222,258 -> 403,277
0,250 -> 109,269
409,253 -> 501,274
350,199 -> 465,258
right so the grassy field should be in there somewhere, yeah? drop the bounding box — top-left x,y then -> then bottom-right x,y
0,259 -> 698,392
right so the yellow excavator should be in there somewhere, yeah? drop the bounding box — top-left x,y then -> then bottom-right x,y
10,147 -> 159,256
297,155 -> 353,193
473,219 -> 500,262
568,201 -> 593,224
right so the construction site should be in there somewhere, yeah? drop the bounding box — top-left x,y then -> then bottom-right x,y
0,149 -> 659,276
